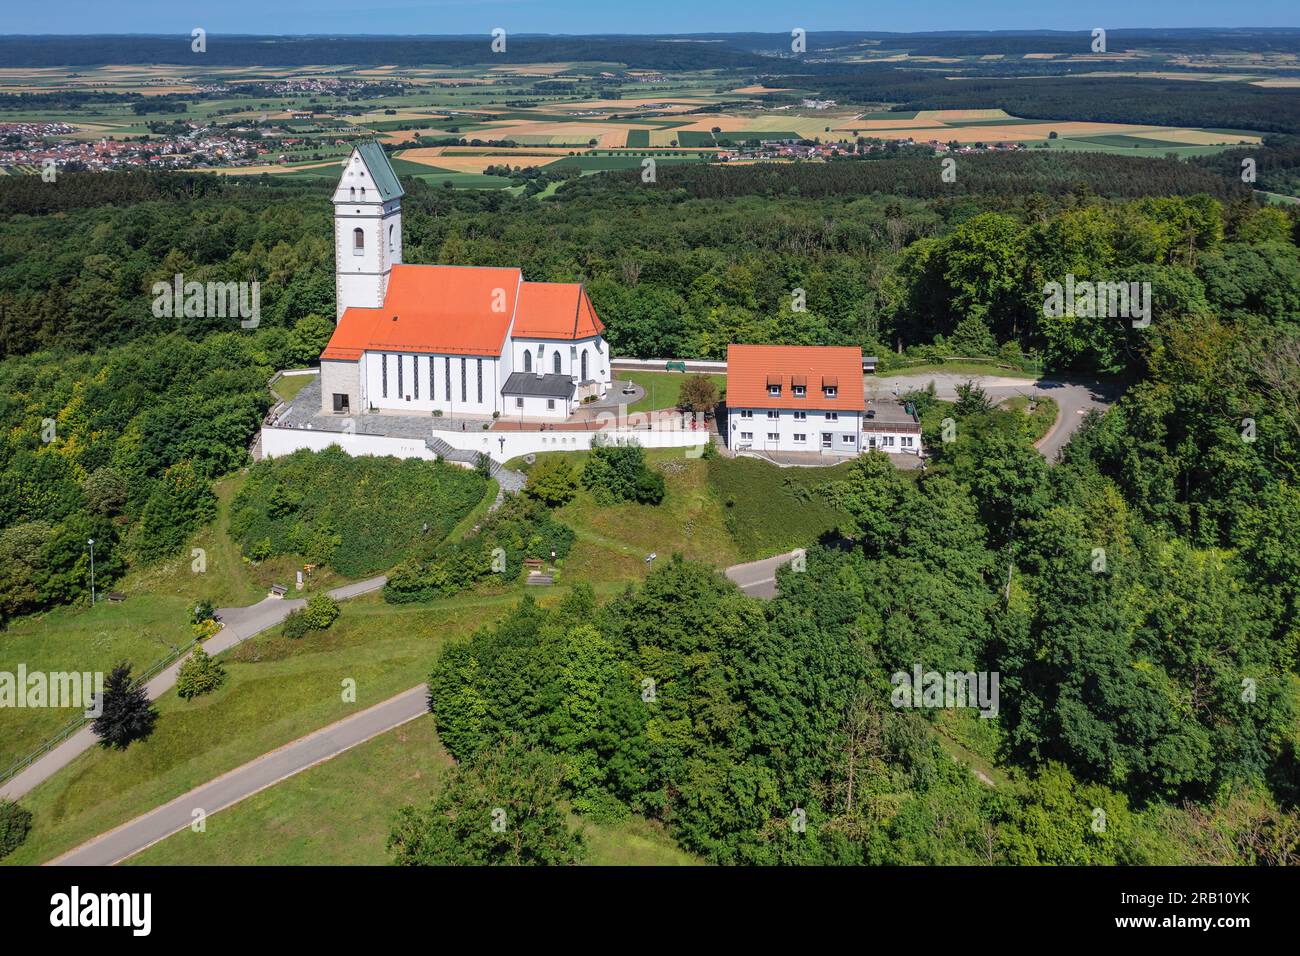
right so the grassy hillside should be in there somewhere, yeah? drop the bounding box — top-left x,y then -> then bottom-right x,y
126,715 -> 700,866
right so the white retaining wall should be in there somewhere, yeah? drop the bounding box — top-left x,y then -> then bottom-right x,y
261,427 -> 437,461
261,422 -> 708,464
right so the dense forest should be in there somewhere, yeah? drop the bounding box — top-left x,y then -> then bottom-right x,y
1,116 -> 1298,864
5,29 -> 1300,69
3,159 -> 1293,377
771,72 -> 1300,135
420,309 -> 1300,863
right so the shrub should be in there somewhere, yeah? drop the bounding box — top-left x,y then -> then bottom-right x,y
633,469 -> 666,505
581,440 -> 663,505
0,800 -> 32,859
384,496 -> 575,603
191,600 -> 215,624
303,592 -> 341,630
524,456 -> 578,507
229,448 -> 485,576
282,608 -> 310,639
191,617 -> 221,641
176,647 -> 227,700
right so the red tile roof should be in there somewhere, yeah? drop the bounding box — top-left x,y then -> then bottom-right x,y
513,282 -> 604,340
726,344 -> 864,412
322,266 -> 604,360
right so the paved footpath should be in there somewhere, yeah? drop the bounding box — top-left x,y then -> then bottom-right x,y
51,552 -> 800,864
50,685 -> 428,866
725,550 -> 804,599
0,577 -> 387,802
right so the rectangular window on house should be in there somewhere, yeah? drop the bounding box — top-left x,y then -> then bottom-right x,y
461,358 -> 467,403
824,412 -> 838,422
740,409 -> 753,419
842,434 -> 856,445
515,397 -> 524,409
547,399 -> 556,410
381,354 -> 389,398
793,411 -> 807,421
477,359 -> 483,404
793,433 -> 806,443
740,431 -> 753,441
767,410 -> 779,420
766,432 -> 779,441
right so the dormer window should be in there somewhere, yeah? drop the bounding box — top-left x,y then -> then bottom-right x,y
793,385 -> 806,397
766,373 -> 781,397
791,374 -> 807,398
823,386 -> 837,398
768,384 -> 780,397
822,375 -> 838,399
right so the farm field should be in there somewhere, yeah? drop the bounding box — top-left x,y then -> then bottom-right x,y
2,63 -> 1265,187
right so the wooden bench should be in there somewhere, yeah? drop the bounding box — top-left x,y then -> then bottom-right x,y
522,558 -> 544,573
269,584 -> 289,598
106,592 -> 126,603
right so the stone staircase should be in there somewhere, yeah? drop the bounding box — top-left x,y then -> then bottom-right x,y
425,436 -> 526,507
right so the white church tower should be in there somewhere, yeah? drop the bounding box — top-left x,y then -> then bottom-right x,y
333,142 -> 404,319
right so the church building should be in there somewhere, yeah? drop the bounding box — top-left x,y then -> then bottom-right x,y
320,142 -> 612,419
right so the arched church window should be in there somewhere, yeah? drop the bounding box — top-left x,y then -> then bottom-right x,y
360,187 -> 366,200
349,187 -> 355,200
389,224 -> 396,254
553,351 -> 562,375
523,350 -> 532,373
353,228 -> 364,256
581,350 -> 588,381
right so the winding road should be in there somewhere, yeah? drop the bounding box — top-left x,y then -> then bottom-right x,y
866,372 -> 1118,462
37,375 -> 1116,863
0,577 -> 387,803
45,552 -> 804,865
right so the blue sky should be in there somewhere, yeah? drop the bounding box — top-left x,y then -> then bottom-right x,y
11,1 -> 1299,36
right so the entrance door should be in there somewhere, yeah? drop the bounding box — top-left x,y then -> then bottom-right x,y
821,432 -> 832,448
332,393 -> 350,413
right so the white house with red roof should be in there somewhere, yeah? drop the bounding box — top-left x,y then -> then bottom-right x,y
320,143 -> 612,420
726,344 -> 922,456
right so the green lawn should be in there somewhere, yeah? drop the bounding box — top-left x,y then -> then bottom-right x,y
706,455 -> 855,561
619,370 -> 726,413
509,448 -> 740,584
126,714 -> 699,866
271,372 -> 316,403
874,361 -> 1039,380
0,475 -> 284,771
0,594 -> 193,771
2,592 -> 524,865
